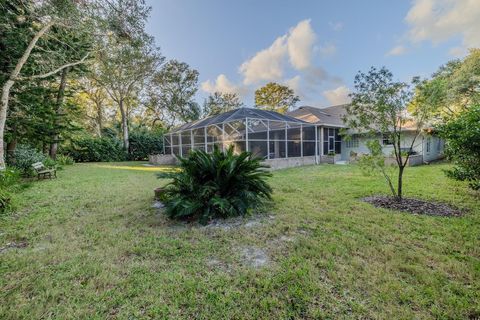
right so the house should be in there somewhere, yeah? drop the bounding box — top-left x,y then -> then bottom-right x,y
158,108 -> 320,169
152,105 -> 444,169
287,104 -> 445,165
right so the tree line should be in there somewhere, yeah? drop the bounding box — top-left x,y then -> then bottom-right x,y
0,0 -> 302,168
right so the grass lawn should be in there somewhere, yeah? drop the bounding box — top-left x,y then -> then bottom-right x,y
1,162 -> 479,319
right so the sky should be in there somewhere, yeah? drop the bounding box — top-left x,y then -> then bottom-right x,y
145,0 -> 480,107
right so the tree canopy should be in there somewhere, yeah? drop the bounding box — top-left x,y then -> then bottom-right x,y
254,82 -> 299,114
203,92 -> 244,116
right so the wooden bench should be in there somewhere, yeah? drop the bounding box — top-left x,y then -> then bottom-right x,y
32,162 -> 57,180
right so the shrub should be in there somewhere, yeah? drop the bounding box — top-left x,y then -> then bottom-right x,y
56,154 -> 75,165
0,168 -> 22,215
128,131 -> 163,161
7,144 -> 48,176
64,136 -> 126,162
440,105 -> 480,190
161,146 -> 272,224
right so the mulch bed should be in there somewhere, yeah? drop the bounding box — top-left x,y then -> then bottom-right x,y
362,196 -> 464,217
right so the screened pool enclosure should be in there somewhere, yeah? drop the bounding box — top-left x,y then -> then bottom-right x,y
163,108 -> 321,161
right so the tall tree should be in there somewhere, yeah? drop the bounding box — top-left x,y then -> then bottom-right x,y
344,67 -> 431,200
254,82 -> 299,114
75,77 -> 114,137
411,49 -> 480,120
96,39 -> 162,151
146,60 -> 200,128
0,0 -> 93,168
203,92 -> 243,116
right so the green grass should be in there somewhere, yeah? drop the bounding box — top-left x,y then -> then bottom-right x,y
0,162 -> 479,319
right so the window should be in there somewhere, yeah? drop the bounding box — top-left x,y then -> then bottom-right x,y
345,135 -> 359,148
382,134 -> 393,146
323,128 -> 342,154
426,137 -> 431,153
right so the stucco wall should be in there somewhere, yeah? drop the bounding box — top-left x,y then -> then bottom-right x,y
342,132 -> 445,163
148,154 -> 178,165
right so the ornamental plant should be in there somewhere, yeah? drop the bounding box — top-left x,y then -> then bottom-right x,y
161,146 -> 272,224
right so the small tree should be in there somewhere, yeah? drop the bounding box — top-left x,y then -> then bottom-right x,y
203,91 -> 244,116
344,67 -> 431,200
254,82 -> 299,114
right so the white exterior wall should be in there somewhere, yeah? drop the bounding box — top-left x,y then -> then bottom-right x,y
341,131 -> 445,163
422,134 -> 445,162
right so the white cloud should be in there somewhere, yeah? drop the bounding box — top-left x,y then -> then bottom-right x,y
203,19 -> 344,105
287,19 -> 316,70
387,45 -> 407,56
323,86 -> 351,105
284,75 -> 304,98
404,0 -> 480,52
239,36 -> 288,85
201,74 -> 247,96
239,19 -> 317,84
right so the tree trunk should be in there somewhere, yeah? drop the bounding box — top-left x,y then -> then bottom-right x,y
49,67 -> 69,159
0,80 -> 14,169
119,99 -> 129,152
6,124 -> 18,159
6,138 -> 17,155
96,100 -> 103,137
0,21 -> 54,170
397,165 -> 404,200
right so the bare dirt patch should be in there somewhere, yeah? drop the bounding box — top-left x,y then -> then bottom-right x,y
240,246 -> 269,268
203,214 -> 275,231
362,196 -> 464,217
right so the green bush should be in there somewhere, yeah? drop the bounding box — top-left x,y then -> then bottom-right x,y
56,154 -> 75,165
0,168 -> 22,215
7,144 -> 48,176
64,136 -> 126,162
161,146 -> 272,224
128,131 -> 163,160
440,105 -> 480,190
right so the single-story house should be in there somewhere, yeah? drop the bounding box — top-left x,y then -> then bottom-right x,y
287,104 -> 445,165
150,105 -> 444,169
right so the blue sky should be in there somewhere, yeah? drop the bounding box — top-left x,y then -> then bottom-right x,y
145,0 -> 479,107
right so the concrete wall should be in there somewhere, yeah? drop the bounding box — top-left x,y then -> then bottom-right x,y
263,156 -> 317,170
320,154 -> 341,164
148,154 -> 177,165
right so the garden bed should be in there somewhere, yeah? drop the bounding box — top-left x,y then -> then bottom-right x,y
362,196 -> 464,217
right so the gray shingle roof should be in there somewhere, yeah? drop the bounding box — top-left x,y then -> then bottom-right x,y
169,107 -> 308,133
287,104 -> 349,127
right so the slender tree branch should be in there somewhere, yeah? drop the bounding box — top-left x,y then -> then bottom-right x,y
18,52 -> 90,80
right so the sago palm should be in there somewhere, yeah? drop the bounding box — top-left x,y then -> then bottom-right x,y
162,145 -> 272,224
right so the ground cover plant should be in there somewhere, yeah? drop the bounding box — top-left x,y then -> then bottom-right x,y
161,146 -> 272,224
0,162 -> 478,319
